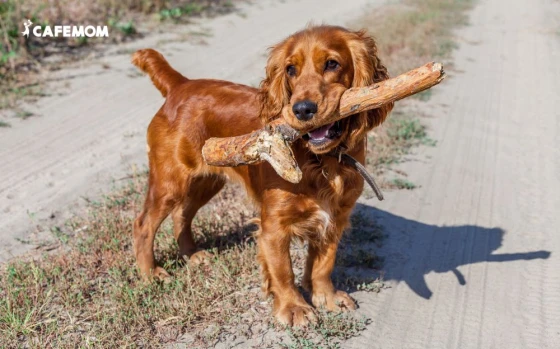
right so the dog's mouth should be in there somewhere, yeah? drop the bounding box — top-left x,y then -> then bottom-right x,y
302,121 -> 344,150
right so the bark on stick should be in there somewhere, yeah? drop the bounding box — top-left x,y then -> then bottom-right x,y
202,62 -> 445,183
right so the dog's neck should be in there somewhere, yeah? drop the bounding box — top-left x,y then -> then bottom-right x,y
307,139 -> 384,201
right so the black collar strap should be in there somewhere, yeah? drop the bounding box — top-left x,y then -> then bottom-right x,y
325,152 -> 384,201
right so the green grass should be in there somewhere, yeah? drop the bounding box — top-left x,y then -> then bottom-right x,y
389,117 -> 429,142
366,110 -> 437,172
108,19 -> 137,36
390,178 -> 418,190
0,120 -> 10,127
159,3 -> 204,21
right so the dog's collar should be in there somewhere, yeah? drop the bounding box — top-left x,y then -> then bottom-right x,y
325,149 -> 384,201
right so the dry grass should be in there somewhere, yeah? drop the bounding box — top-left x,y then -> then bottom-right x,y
0,0 -> 474,347
0,178 -> 262,347
363,108 -> 437,192
0,175 -> 383,347
0,0 -> 238,111
360,0 -> 474,75
358,0 -> 474,189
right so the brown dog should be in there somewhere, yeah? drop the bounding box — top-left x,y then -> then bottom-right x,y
131,25 -> 393,327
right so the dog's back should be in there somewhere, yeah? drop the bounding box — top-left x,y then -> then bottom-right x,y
132,49 -> 266,188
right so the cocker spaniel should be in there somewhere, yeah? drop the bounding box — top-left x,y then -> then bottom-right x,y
132,25 -> 393,326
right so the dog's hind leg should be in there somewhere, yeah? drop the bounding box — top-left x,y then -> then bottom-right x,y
171,175 -> 226,265
133,183 -> 176,280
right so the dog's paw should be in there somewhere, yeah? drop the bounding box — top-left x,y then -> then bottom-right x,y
139,266 -> 171,282
184,249 -> 213,266
275,302 -> 317,327
153,266 -> 171,280
312,289 -> 357,312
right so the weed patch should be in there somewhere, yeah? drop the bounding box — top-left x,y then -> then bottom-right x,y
358,0 -> 475,75
280,313 -> 369,349
365,110 -> 436,175
357,0 -> 474,185
390,178 -> 418,190
0,0 -> 240,112
0,174 -> 385,347
0,176 -> 260,347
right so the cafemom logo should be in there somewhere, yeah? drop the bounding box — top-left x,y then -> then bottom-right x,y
22,19 -> 109,38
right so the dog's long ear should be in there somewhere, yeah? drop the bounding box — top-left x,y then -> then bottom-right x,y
348,30 -> 390,86
345,30 -> 393,149
259,42 -> 290,124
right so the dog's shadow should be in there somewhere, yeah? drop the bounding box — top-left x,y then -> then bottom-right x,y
189,199 -> 551,300
339,203 -> 551,299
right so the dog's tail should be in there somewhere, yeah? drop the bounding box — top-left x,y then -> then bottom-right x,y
132,49 -> 188,97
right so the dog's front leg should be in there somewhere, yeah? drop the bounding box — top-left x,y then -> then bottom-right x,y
257,219 -> 317,327
303,237 -> 357,312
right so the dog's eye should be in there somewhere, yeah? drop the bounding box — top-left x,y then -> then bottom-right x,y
324,60 -> 340,72
286,65 -> 296,77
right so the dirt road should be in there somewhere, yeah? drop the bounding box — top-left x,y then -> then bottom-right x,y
0,0 -> 381,260
347,0 -> 560,348
1,0 -> 558,347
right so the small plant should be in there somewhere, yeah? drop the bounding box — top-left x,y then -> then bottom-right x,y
389,117 -> 427,141
159,7 -> 183,20
356,279 -> 386,293
390,178 -> 417,190
280,312 -> 370,349
159,4 -> 204,21
50,226 -> 69,244
15,109 -> 33,119
366,110 -> 436,175
108,19 -> 137,36
0,50 -> 17,68
183,3 -> 204,15
118,21 -> 136,36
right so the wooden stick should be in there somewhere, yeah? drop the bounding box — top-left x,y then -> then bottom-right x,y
202,62 -> 445,183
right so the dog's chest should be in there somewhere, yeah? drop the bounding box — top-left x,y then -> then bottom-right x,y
295,159 -> 363,240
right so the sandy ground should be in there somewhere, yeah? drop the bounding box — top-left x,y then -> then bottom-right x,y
1,0 -> 559,347
346,0 -> 560,348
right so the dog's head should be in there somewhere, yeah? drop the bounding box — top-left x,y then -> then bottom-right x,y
260,25 -> 393,154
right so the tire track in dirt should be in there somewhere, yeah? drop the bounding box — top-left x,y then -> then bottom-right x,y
347,0 -> 560,348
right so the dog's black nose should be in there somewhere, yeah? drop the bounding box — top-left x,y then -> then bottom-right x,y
292,100 -> 317,121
